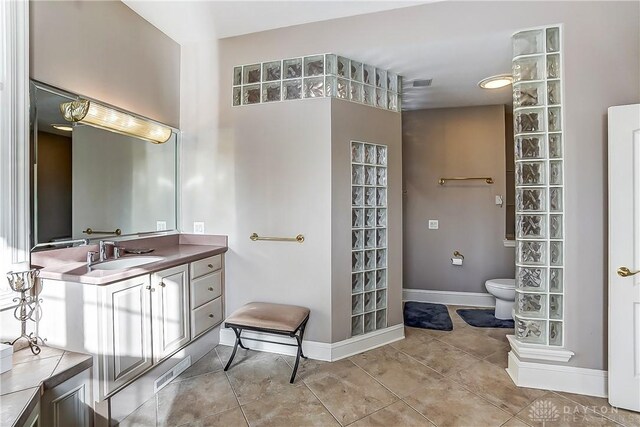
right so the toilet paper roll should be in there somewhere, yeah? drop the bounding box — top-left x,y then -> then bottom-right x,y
451,258 -> 463,266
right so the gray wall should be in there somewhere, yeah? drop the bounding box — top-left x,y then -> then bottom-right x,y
403,105 -> 515,293
331,99 -> 403,342
218,98 -> 334,343
30,0 -> 180,127
179,1 -> 640,368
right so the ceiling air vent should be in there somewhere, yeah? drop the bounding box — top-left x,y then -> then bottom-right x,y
412,79 -> 433,88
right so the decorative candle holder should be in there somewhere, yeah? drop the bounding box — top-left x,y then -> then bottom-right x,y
5,269 -> 44,355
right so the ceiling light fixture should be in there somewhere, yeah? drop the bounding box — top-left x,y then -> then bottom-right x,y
52,124 -> 73,132
478,74 -> 513,89
59,99 -> 172,144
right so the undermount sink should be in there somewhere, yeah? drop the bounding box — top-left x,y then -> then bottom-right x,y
92,256 -> 164,271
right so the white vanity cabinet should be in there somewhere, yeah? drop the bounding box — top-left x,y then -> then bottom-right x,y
41,367 -> 93,427
189,255 -> 224,339
100,275 -> 153,396
151,264 -> 190,361
39,252 -> 225,406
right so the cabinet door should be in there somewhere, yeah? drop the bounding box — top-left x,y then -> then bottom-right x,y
41,368 -> 92,427
151,264 -> 190,361
102,276 -> 153,396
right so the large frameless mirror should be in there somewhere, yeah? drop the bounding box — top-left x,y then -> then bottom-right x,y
30,81 -> 179,248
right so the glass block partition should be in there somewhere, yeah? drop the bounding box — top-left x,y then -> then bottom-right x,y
232,54 -> 401,112
351,141 -> 388,336
512,26 -> 565,346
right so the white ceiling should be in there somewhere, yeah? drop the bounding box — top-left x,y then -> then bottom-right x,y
123,0 -> 513,110
122,1 -> 427,43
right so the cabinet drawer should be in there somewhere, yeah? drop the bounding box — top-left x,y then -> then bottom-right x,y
191,297 -> 222,338
190,255 -> 222,279
191,271 -> 222,309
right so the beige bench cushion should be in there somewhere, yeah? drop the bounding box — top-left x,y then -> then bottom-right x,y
225,302 -> 310,333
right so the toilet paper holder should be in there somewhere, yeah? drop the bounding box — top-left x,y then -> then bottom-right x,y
451,251 -> 464,266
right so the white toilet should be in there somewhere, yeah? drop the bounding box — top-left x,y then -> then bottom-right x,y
485,278 -> 516,320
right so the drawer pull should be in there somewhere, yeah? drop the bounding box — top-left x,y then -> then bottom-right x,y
208,313 -> 214,318
159,281 -> 166,288
208,264 -> 214,269
145,285 -> 151,290
208,287 -> 214,291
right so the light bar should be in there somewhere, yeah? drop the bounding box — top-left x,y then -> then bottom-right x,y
60,99 -> 172,144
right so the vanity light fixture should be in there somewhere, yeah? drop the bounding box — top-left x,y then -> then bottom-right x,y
59,99 -> 172,144
52,124 -> 73,132
478,74 -> 513,89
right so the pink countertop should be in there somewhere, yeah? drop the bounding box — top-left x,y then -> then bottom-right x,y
35,234 -> 228,286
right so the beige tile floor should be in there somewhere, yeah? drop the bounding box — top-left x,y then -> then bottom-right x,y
119,306 -> 640,427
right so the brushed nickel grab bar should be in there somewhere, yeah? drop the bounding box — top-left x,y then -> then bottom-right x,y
83,228 -> 122,236
438,177 -> 494,185
250,233 -> 305,243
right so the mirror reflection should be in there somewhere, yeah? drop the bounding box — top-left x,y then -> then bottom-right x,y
31,82 -> 178,246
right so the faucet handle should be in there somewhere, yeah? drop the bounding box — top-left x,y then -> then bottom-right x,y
87,251 -> 99,266
114,246 -> 123,259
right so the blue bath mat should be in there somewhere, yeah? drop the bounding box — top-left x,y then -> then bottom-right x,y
403,302 -> 453,331
457,309 -> 514,328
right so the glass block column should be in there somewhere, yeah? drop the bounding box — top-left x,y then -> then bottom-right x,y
512,26 -> 564,346
232,54 -> 401,112
351,141 -> 388,336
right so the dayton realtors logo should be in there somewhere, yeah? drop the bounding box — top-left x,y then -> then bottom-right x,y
527,398 -> 619,425
529,400 -> 560,424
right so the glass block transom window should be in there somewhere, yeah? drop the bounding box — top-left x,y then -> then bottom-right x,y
351,141 -> 388,336
232,54 -> 402,112
512,26 -> 565,347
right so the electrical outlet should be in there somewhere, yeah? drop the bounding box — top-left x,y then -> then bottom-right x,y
428,220 -> 439,230
156,221 -> 167,231
193,222 -> 205,234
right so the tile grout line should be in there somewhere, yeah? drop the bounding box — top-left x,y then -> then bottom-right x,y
347,355 -> 405,400
391,337 -> 527,419
345,353 -> 441,426
215,347 -> 251,427
398,396 -> 438,426
342,400 -> 406,427
284,356 -> 381,426
301,381 -> 345,426
288,356 -> 409,426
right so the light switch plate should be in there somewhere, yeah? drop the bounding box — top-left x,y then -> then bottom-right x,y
193,222 -> 205,234
428,220 -> 439,230
156,221 -> 167,231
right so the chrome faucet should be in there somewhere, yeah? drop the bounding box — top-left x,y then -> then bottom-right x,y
99,241 -> 120,262
87,251 -> 99,267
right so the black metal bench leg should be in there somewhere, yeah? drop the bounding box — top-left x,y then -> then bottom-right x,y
224,327 -> 244,371
290,334 -> 303,383
298,320 -> 308,359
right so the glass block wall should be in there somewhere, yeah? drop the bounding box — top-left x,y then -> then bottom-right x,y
512,26 -> 565,346
232,54 -> 401,112
351,141 -> 388,336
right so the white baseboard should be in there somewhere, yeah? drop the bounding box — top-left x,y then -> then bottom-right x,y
219,323 -> 404,362
507,351 -> 608,398
403,288 -> 495,307
507,335 -> 574,362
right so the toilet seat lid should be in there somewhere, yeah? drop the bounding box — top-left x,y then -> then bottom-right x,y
486,279 -> 515,289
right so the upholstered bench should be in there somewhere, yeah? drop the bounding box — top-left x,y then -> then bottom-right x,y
223,302 -> 310,383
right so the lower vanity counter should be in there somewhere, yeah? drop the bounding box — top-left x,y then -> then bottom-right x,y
0,346 -> 93,427
31,234 -> 228,425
